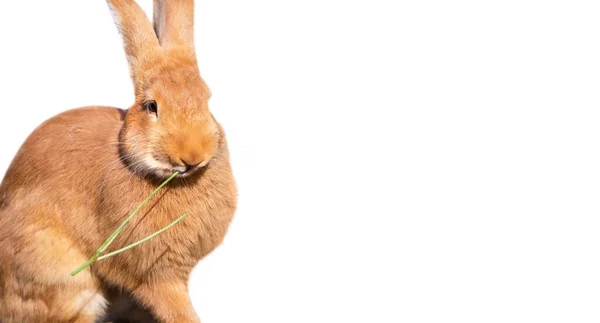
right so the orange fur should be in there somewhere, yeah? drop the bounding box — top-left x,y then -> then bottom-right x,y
0,1 -> 237,322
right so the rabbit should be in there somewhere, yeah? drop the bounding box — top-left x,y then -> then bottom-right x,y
0,0 -> 237,322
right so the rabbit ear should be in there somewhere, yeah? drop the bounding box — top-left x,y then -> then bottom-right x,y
106,0 -> 162,94
153,0 -> 196,53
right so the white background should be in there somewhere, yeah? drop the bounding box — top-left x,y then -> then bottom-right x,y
1,1 -> 599,322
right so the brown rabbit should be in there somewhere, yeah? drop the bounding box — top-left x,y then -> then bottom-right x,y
0,0 -> 237,322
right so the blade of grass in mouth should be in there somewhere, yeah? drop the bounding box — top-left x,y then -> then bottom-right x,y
71,171 -> 186,276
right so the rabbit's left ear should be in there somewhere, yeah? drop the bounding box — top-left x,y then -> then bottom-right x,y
107,0 -> 162,95
153,0 -> 196,54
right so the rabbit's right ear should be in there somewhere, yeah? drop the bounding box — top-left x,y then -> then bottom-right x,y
106,0 -> 162,95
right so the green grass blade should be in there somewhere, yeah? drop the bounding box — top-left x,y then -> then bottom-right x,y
95,171 -> 179,255
97,212 -> 188,261
71,172 -> 180,276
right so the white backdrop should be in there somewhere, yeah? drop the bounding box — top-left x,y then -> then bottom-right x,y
1,1 -> 599,322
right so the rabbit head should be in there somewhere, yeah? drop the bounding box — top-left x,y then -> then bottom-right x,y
108,0 -> 219,179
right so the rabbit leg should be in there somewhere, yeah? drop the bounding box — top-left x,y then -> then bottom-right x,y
0,263 -> 107,322
0,224 -> 107,322
130,281 -> 201,323
51,287 -> 108,322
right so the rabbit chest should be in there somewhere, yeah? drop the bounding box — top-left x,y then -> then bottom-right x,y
92,156 -> 237,283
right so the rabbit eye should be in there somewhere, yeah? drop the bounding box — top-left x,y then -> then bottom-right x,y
144,100 -> 158,116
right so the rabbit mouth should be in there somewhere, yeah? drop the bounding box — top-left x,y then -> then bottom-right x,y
141,154 -> 206,178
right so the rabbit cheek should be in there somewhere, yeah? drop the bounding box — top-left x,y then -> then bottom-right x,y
120,122 -> 152,165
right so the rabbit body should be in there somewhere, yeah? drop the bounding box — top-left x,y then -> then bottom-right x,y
0,0 -> 237,321
0,106 -> 236,322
